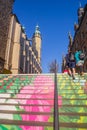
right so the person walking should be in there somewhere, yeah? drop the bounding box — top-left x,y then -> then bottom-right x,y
75,50 -> 85,76
65,49 -> 76,79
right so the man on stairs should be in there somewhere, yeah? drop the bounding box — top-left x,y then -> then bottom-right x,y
65,49 -> 76,80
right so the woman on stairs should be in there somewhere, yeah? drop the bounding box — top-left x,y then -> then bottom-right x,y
75,50 -> 85,76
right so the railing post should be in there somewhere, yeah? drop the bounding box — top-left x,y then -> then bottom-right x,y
54,60 -> 59,130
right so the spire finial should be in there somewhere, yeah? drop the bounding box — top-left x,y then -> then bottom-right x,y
68,31 -> 71,38
68,31 -> 73,43
35,24 -> 41,35
79,1 -> 81,8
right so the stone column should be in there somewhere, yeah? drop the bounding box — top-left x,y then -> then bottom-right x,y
11,22 -> 21,74
4,15 -> 14,69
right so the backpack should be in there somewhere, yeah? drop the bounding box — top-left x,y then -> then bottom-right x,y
79,53 -> 85,60
69,53 -> 75,61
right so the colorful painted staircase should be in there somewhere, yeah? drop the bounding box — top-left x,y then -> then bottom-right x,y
0,74 -> 55,130
58,74 -> 87,130
0,74 -> 87,130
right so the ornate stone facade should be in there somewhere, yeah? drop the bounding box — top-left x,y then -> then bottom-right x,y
69,4 -> 87,72
62,4 -> 87,72
0,1 -> 42,74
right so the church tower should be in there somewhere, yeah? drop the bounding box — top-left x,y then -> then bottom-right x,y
32,25 -> 42,64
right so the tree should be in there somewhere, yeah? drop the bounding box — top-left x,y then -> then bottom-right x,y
49,60 -> 58,73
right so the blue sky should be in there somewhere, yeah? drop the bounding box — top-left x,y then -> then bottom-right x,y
13,0 -> 87,73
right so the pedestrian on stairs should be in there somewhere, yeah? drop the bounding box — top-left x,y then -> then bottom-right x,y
75,50 -> 85,76
65,49 -> 76,80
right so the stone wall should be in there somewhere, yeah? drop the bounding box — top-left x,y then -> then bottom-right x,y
0,0 -> 14,68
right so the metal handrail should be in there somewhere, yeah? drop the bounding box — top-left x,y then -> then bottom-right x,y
54,60 -> 59,130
